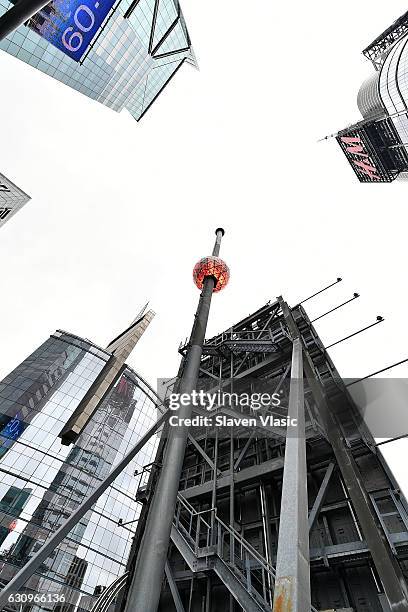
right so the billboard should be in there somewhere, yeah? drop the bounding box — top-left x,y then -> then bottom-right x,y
27,0 -> 116,62
336,125 -> 395,183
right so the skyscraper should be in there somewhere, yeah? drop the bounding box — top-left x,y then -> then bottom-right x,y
0,172 -> 30,228
336,9 -> 408,182
0,0 -> 196,121
0,309 -> 164,612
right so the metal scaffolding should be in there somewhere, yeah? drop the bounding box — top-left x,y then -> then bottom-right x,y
120,297 -> 408,611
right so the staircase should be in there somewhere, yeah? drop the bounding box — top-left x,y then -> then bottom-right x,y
89,494 -> 319,612
171,494 -> 274,611
171,494 -> 320,612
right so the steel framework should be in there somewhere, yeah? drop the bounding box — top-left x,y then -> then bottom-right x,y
363,10 -> 408,69
120,298 -> 408,611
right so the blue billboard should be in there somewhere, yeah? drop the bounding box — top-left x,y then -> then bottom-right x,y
28,0 -> 116,62
0,415 -> 25,458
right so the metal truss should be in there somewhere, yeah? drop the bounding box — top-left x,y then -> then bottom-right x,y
128,298 -> 408,611
363,10 -> 408,69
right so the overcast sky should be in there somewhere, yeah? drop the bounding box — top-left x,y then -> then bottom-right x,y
1,0 -> 408,491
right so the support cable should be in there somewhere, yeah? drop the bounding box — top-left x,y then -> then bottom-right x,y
296,278 -> 342,306
376,434 -> 408,447
345,357 -> 408,387
324,316 -> 384,350
311,293 -> 359,323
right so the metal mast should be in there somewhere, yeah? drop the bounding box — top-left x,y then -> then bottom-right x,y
123,228 -> 228,612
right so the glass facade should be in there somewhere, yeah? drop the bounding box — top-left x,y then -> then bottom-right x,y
0,331 -> 160,611
0,0 -> 196,120
0,172 -> 31,229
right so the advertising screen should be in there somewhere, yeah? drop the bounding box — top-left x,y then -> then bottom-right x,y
336,125 -> 395,183
27,0 -> 116,62
0,415 -> 24,459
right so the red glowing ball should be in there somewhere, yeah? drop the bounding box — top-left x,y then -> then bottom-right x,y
193,256 -> 230,292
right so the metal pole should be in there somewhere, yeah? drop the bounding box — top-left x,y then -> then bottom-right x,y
311,293 -> 359,322
272,338 -> 311,612
0,0 -> 51,42
0,411 -> 168,608
123,229 -> 225,612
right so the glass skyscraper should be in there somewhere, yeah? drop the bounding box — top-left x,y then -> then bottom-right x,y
0,0 -> 196,120
0,172 -> 30,229
0,327 -> 162,611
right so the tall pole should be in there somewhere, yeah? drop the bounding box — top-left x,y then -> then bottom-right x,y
272,337 -> 311,612
123,228 -> 228,612
0,0 -> 51,42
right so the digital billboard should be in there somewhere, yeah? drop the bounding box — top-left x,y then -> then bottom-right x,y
336,125 -> 395,183
27,0 -> 116,62
0,415 -> 24,459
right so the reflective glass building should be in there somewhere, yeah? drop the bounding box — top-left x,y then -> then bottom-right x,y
0,172 -> 30,229
336,9 -> 408,182
0,0 -> 196,120
0,329 -> 161,611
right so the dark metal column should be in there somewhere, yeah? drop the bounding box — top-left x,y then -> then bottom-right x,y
0,0 -> 51,42
123,229 -> 226,612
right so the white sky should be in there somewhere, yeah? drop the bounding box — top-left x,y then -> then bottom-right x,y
1,1 -> 408,491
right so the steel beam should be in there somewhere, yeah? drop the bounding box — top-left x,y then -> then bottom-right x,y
182,456 -> 284,500
234,432 -> 255,470
164,561 -> 185,612
308,462 -> 335,531
187,434 -> 220,474
273,338 -> 311,612
123,229 -> 225,612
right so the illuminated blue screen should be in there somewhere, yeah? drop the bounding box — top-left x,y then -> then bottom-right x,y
28,0 -> 116,62
0,416 -> 24,458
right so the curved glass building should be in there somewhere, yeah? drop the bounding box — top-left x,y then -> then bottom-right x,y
337,9 -> 408,182
0,323 -> 161,612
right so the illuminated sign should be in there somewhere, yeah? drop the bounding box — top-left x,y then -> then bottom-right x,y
0,349 -> 69,458
338,135 -> 381,181
0,416 -> 24,458
27,0 -> 116,62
